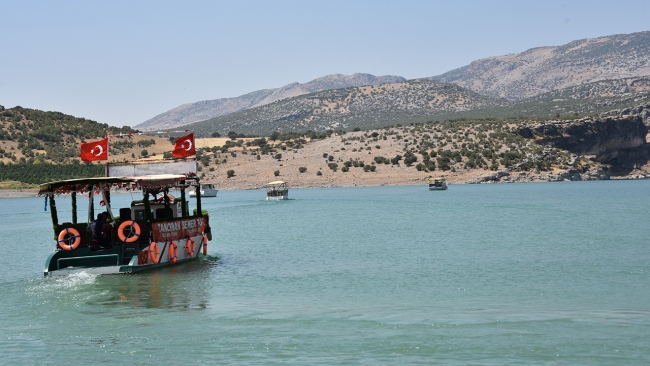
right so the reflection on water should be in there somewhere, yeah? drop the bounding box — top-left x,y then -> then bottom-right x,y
100,257 -> 220,310
23,257 -> 221,313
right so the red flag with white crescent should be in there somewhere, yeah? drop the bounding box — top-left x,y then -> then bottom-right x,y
80,138 -> 108,162
172,133 -> 195,158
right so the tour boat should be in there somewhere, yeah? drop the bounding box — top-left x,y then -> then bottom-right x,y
265,181 -> 289,200
189,183 -> 218,197
40,160 -> 212,276
428,177 -> 448,190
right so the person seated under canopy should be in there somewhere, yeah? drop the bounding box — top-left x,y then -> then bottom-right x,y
88,212 -> 111,249
153,193 -> 175,204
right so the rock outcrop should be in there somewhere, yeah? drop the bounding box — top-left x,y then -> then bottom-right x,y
468,165 -> 613,184
516,114 -> 650,176
469,110 -> 650,184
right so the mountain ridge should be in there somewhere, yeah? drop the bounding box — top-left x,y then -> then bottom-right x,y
179,75 -> 650,137
138,31 -> 650,133
136,73 -> 406,131
181,79 -> 510,136
430,31 -> 650,101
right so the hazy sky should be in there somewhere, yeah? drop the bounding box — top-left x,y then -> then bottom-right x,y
2,0 -> 649,127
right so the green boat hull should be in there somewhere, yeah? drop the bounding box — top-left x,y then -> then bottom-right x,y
44,237 -> 205,276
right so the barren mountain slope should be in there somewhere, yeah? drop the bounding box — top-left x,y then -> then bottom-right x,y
136,73 -> 406,131
431,31 -> 650,101
185,79 -> 510,136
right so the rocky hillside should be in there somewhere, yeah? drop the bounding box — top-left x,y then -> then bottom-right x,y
181,76 -> 650,138
3,102 -> 650,188
136,73 -> 406,132
411,76 -> 650,124
185,104 -> 650,192
529,76 -> 650,101
183,79 -> 510,136
0,105 -> 137,165
431,31 -> 650,101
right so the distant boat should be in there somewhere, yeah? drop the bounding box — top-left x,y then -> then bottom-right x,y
265,181 -> 289,200
189,183 -> 218,197
428,177 -> 448,190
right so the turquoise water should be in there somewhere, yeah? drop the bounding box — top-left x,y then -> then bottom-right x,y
1,181 -> 649,364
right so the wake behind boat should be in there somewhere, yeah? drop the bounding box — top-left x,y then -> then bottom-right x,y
40,160 -> 212,276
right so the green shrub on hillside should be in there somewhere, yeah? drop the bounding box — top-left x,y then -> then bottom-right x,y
0,161 -> 104,184
374,156 -> 388,164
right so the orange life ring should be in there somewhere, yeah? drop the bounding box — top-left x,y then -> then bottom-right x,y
57,227 -> 81,251
118,220 -> 141,243
202,235 -> 208,256
169,241 -> 178,263
149,242 -> 160,264
185,237 -> 195,257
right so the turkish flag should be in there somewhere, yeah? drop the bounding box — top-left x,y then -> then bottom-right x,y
80,138 -> 108,162
172,133 -> 195,158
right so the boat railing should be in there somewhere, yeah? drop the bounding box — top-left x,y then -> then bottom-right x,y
267,189 -> 287,197
57,254 -> 119,270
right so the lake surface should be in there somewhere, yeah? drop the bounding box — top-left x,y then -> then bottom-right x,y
1,181 -> 649,364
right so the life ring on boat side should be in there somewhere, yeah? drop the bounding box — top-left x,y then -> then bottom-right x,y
57,227 -> 81,251
185,237 -> 195,257
118,220 -> 141,243
169,241 -> 178,263
137,250 -> 148,265
149,242 -> 160,264
202,235 -> 208,256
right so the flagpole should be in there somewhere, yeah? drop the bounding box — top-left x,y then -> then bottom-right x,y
105,134 -> 110,177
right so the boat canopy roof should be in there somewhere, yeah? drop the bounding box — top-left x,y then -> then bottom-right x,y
38,174 -> 192,196
266,181 -> 286,186
428,177 -> 446,182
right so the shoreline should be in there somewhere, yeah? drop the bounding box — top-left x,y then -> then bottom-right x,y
0,188 -> 39,199
2,175 -> 648,199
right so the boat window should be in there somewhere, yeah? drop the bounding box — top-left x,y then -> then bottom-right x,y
134,210 -> 145,221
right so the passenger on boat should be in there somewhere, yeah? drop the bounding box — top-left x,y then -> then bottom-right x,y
88,212 -> 111,249
101,213 -> 113,249
153,193 -> 175,204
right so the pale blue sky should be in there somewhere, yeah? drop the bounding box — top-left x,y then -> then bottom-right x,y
2,0 -> 649,127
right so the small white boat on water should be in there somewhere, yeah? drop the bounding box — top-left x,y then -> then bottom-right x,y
265,181 -> 289,200
428,177 -> 448,190
189,183 -> 218,197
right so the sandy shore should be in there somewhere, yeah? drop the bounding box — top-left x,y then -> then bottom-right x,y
0,189 -> 39,198
0,169 -> 567,199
